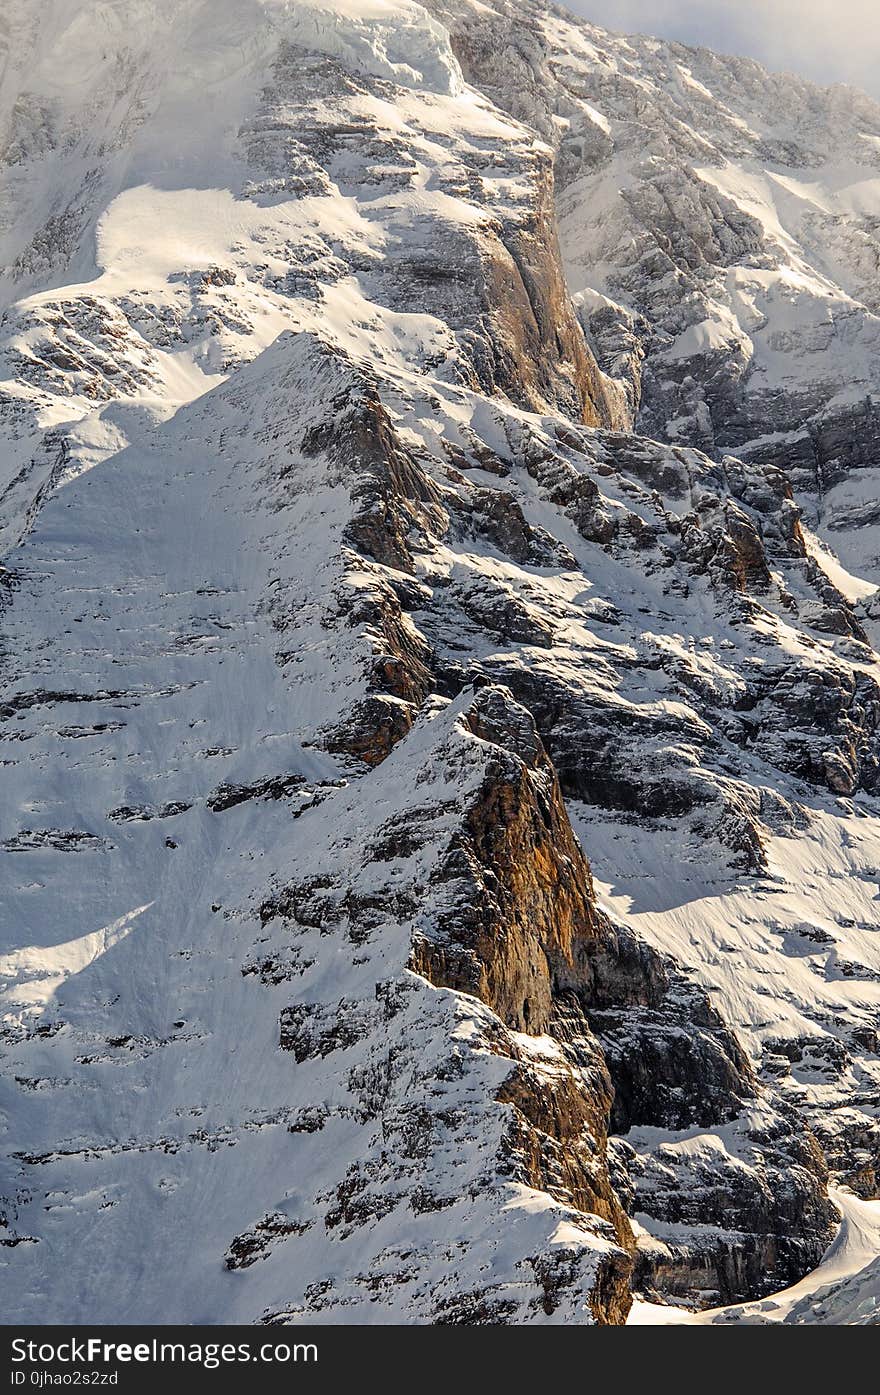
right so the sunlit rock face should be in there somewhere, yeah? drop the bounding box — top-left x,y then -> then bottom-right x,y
1,0 -> 879,1326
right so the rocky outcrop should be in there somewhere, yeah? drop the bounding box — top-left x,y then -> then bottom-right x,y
482,154 -> 625,427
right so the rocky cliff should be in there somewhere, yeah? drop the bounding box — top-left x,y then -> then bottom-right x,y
0,0 -> 879,1325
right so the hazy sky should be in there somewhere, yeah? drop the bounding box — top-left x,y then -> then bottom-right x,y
565,1 -> 880,98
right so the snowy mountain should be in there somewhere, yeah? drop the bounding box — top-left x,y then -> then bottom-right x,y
0,0 -> 878,1325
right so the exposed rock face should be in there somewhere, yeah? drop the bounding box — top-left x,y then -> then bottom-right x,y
1,0 -> 880,1328
624,1101 -> 837,1305
414,685 -> 609,1036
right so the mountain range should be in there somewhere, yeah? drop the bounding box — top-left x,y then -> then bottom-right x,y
1,0 -> 879,1325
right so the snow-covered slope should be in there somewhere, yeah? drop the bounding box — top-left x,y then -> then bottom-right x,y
1,0 -> 879,1324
